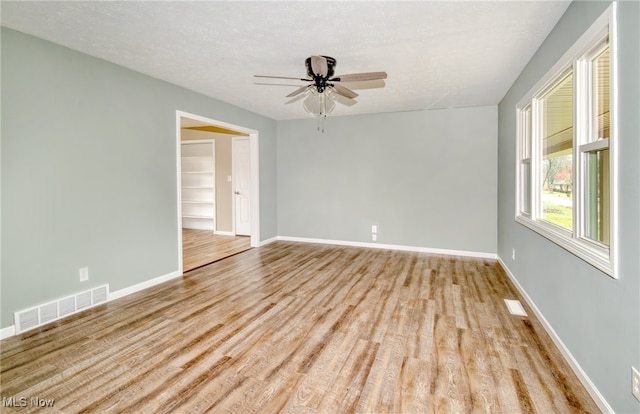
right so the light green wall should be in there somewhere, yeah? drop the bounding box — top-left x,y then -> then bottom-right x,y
497,1 -> 639,412
277,106 -> 498,254
1,28 -> 277,327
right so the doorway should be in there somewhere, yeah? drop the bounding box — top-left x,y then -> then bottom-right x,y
176,111 -> 259,273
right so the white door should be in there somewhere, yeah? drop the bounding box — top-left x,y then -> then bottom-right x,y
233,137 -> 251,236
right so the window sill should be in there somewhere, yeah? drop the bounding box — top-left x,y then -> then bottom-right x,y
515,215 -> 615,278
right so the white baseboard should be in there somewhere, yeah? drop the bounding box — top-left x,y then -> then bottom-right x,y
259,236 -> 278,246
108,270 -> 182,302
277,236 -> 498,260
215,230 -> 235,236
497,257 -> 613,414
0,325 -> 16,340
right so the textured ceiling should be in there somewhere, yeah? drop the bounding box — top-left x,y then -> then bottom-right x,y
1,1 -> 571,120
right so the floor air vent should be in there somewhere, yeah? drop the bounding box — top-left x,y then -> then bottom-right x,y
504,299 -> 528,317
14,285 -> 109,334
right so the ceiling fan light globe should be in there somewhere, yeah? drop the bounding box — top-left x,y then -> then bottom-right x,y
303,90 -> 336,116
324,92 -> 337,114
303,93 -> 321,116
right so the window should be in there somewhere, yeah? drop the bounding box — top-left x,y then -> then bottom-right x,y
541,70 -> 574,231
581,44 -> 611,246
516,5 -> 616,277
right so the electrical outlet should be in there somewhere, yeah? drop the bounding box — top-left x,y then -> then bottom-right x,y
512,248 -> 516,260
371,225 -> 377,234
633,367 -> 640,402
372,234 -> 377,241
79,267 -> 89,282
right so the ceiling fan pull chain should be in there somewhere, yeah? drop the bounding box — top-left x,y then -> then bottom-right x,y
320,95 -> 327,133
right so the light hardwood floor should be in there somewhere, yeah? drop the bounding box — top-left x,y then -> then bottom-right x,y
182,229 -> 251,273
0,242 -> 598,413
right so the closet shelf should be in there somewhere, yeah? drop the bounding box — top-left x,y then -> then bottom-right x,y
182,200 -> 214,204
182,214 -> 214,219
181,140 -> 215,231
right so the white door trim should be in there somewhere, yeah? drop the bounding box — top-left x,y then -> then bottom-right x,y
175,110 -> 260,274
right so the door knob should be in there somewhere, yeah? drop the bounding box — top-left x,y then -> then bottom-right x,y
234,191 -> 240,195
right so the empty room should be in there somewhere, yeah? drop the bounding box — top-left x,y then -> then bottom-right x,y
1,1 -> 638,413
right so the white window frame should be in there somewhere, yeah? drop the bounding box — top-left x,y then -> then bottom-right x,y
515,4 -> 617,278
518,104 -> 532,218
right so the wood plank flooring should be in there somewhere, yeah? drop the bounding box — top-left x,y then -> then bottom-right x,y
0,242 -> 599,413
182,229 -> 251,273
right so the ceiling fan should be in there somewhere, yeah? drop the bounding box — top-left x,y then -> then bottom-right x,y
255,55 -> 387,131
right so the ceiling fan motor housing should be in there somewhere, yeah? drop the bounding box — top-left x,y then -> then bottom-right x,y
305,56 -> 336,93
305,56 -> 336,79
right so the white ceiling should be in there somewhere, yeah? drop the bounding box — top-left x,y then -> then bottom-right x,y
1,1 -> 571,121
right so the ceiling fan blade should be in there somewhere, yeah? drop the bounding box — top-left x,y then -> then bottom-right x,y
333,83 -> 359,99
341,80 -> 386,90
335,95 -> 357,107
333,71 -> 388,82
285,93 -> 307,105
286,85 -> 311,98
254,82 -> 303,87
254,75 -> 311,81
311,55 -> 328,77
